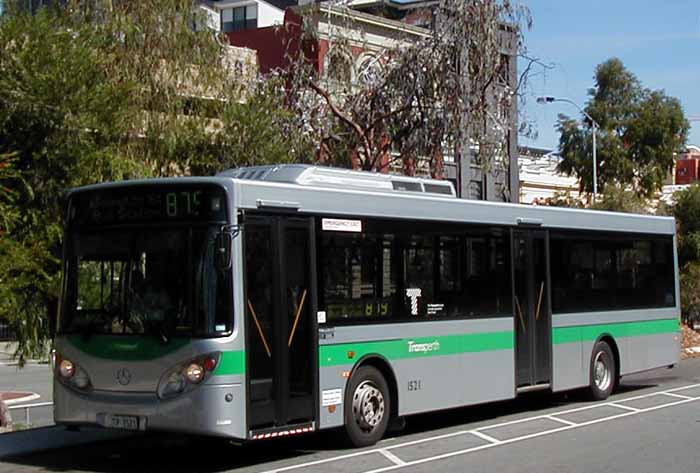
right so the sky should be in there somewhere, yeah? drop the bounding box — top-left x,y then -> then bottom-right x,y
520,0 -> 700,152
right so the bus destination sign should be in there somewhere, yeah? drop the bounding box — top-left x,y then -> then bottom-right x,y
71,185 -> 227,226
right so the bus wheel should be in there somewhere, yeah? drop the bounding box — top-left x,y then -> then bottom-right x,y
344,366 -> 390,447
587,341 -> 615,401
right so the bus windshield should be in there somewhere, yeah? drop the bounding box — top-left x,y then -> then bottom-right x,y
60,226 -> 232,338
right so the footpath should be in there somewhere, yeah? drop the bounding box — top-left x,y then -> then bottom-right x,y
0,343 -> 43,429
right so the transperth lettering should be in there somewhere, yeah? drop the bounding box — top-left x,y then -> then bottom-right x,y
408,340 -> 441,353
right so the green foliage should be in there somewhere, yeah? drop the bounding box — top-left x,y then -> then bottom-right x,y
589,184 -> 652,214
539,190 -> 585,208
669,185 -> 700,321
0,3 -> 308,364
671,184 -> 700,235
557,58 -> 688,197
191,79 -> 313,174
680,261 -> 700,324
539,185 -> 651,214
671,184 -> 700,266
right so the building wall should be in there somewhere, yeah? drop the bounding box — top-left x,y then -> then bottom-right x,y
675,149 -> 700,185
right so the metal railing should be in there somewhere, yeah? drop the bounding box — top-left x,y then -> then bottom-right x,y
0,322 -> 14,341
8,402 -> 53,426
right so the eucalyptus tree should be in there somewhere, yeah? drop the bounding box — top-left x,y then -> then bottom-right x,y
283,0 -> 535,181
557,58 -> 689,197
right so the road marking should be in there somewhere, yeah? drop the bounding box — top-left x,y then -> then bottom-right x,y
660,392 -> 693,400
544,415 -> 577,427
359,395 -> 700,473
258,383 -> 700,473
379,449 -> 406,466
469,430 -> 502,444
608,402 -> 640,412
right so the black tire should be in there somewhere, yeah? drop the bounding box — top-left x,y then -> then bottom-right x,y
344,366 -> 391,448
587,341 -> 616,401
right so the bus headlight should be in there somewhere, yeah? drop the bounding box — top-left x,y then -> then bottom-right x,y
59,359 -> 75,378
185,363 -> 205,384
55,354 -> 92,391
157,352 -> 220,400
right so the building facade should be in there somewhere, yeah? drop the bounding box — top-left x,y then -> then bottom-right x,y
518,146 -> 580,204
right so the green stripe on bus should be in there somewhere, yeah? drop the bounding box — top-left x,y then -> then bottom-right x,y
214,350 -> 246,376
319,331 -> 514,367
552,318 -> 680,345
66,335 -> 189,361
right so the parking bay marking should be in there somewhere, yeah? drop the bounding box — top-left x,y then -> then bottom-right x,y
660,391 -> 693,400
259,383 -> 700,473
378,449 -> 407,466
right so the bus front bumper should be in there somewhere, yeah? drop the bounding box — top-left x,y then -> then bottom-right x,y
53,380 -> 246,439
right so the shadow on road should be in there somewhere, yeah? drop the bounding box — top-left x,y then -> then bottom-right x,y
0,380 -> 662,473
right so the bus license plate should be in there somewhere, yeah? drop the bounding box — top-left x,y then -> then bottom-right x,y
105,414 -> 140,431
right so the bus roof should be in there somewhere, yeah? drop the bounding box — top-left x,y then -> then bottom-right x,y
226,165 -> 675,236
67,167 -> 676,236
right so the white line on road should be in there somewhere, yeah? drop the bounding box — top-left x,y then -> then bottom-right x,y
359,394 -> 700,473
544,415 -> 577,427
469,430 -> 502,444
608,402 -> 640,412
257,383 -> 700,473
379,449 -> 407,466
660,392 -> 693,400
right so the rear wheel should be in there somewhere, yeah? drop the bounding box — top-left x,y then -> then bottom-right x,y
344,366 -> 390,447
587,341 -> 615,401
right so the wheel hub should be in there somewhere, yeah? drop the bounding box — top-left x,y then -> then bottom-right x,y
352,380 -> 385,433
594,351 -> 611,391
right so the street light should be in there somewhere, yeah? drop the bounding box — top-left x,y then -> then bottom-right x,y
537,96 -> 600,198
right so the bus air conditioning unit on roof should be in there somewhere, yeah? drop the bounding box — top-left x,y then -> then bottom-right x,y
218,165 -> 456,198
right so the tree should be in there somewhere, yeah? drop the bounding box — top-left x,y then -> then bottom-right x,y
671,184 -> 700,265
283,1 -> 537,181
557,58 -> 689,197
588,184 -> 652,214
0,9 -> 135,364
0,2 -> 309,363
668,185 -> 700,323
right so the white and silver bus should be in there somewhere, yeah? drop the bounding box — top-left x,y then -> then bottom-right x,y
54,165 -> 680,447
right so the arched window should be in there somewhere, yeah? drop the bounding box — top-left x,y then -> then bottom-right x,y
356,54 -> 383,86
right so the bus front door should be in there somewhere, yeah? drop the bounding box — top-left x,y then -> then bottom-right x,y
513,230 -> 552,389
244,216 -> 317,434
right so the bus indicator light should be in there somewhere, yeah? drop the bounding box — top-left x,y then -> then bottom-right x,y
347,351 -> 356,359
203,356 -> 218,372
342,371 -> 350,378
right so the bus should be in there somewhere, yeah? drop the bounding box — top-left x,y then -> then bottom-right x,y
54,164 -> 681,447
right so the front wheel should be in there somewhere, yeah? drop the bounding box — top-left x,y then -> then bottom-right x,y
587,341 -> 616,401
344,366 -> 391,447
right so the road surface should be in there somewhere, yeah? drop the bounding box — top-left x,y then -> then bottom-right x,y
1,358 -> 699,473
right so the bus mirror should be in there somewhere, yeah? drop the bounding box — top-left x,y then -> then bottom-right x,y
216,231 -> 232,271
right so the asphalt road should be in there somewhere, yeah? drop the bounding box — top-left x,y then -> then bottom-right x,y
1,358 -> 700,473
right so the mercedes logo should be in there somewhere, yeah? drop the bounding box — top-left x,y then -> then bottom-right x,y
116,368 -> 132,386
